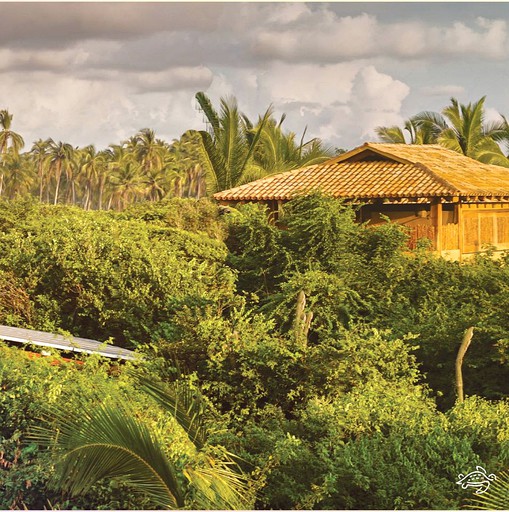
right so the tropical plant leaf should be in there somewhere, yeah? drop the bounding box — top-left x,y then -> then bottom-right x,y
133,373 -> 209,451
184,453 -> 253,510
30,398 -> 185,509
196,91 -> 221,139
375,125 -> 406,144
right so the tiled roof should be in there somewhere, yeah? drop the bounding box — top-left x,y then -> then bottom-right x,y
214,142 -> 509,202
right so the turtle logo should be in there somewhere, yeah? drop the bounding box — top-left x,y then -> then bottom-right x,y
456,466 -> 496,495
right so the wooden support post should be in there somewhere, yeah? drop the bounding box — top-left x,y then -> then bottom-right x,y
457,202 -> 464,261
431,201 -> 443,252
456,327 -> 474,403
276,200 -> 284,224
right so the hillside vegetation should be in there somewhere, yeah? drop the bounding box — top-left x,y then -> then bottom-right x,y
1,196 -> 509,508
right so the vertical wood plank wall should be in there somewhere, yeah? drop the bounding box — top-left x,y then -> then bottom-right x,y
461,204 -> 509,254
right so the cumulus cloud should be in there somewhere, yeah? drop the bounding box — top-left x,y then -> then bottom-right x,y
128,67 -> 214,94
436,18 -> 508,59
202,62 -> 410,149
253,12 -> 379,61
0,72 -> 202,149
256,62 -> 361,106
251,8 -> 509,62
0,47 -> 90,72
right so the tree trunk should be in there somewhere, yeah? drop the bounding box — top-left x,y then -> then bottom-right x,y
53,162 -> 62,205
294,290 -> 312,349
456,326 -> 474,403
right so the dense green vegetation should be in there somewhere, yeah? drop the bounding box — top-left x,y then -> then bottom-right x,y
1,196 -> 509,509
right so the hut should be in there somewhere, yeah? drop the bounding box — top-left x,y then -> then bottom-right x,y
214,142 -> 509,260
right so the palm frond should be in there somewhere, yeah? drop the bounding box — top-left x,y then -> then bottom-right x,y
484,118 -> 509,141
473,137 -> 509,166
196,92 -> 221,139
195,130 -> 222,193
133,373 -> 209,451
438,128 -> 464,154
184,454 -> 253,509
238,105 -> 273,179
239,163 -> 268,184
375,125 -> 406,144
411,110 -> 450,139
30,399 -> 185,509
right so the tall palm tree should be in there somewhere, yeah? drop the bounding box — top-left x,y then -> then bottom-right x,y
0,110 -> 25,197
103,144 -> 130,210
30,138 -> 51,202
31,377 -> 253,509
76,145 -> 107,210
165,131 -> 205,198
195,92 -> 272,193
143,166 -> 169,201
108,161 -> 144,210
376,97 -> 508,166
44,140 -> 75,205
2,152 -> 35,199
134,128 -> 166,176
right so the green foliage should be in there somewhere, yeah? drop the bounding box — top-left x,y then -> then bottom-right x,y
0,200 -> 233,346
225,201 -> 286,295
281,193 -> 360,273
2,192 -> 509,509
0,344 -> 153,509
32,379 -> 253,510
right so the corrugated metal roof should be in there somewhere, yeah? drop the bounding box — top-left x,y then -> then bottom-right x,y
214,142 -> 509,202
0,325 -> 138,361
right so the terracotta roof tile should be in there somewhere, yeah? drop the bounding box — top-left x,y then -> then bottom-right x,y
214,142 -> 509,202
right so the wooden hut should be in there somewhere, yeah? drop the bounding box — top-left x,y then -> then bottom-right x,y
214,142 -> 509,260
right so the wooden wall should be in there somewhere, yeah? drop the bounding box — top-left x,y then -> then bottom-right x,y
361,202 -> 509,257
461,203 -> 509,254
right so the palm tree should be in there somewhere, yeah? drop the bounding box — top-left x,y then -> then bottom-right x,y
76,145 -> 108,210
103,144 -> 129,210
415,97 -> 507,163
143,166 -> 169,201
2,152 -> 35,199
108,161 -> 144,210
0,110 -> 25,197
165,131 -> 206,198
376,97 -> 508,166
31,376 -> 253,509
30,138 -> 51,202
256,115 -> 334,173
134,128 -> 166,176
44,140 -> 75,205
195,92 -> 272,193
376,116 -> 442,144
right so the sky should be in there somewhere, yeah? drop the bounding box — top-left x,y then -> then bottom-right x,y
2,2 -> 509,152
